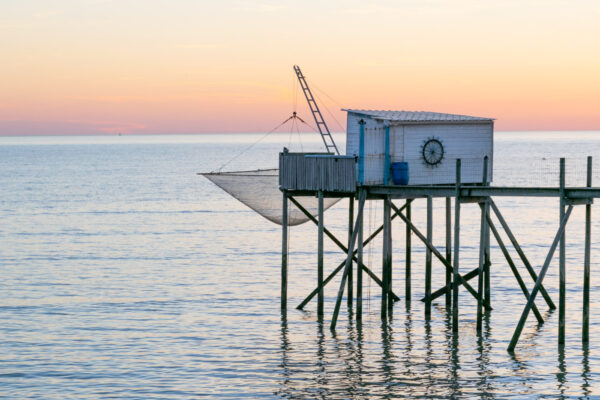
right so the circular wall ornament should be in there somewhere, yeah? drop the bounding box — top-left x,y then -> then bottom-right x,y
421,138 -> 444,166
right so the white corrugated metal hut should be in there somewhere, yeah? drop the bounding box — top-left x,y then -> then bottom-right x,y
344,109 -> 494,185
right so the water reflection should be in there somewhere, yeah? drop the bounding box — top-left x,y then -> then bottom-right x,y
276,297 -> 593,398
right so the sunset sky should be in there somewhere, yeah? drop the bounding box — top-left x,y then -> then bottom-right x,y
1,0 -> 599,135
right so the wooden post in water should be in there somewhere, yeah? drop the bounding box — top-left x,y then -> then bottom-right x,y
425,196 -> 433,318
348,198 -> 354,308
477,157 -> 490,332
453,159 -> 462,334
445,197 -> 452,310
406,201 -> 412,306
281,190 -> 288,311
357,196 -> 364,321
483,156 -> 491,309
583,156 -> 592,342
331,190 -> 366,330
559,158 -> 566,344
382,196 -> 392,319
318,190 -> 324,317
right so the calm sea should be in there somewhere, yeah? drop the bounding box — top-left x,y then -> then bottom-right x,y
1,132 -> 600,399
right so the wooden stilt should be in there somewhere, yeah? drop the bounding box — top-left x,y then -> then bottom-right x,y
406,200 -> 412,305
583,156 -> 592,342
559,158 -> 566,345
331,190 -> 366,330
425,196 -> 433,318
387,198 -> 394,313
508,205 -> 574,351
477,157 -> 489,332
484,213 -> 491,309
477,200 -> 488,332
445,197 -> 452,310
281,190 -> 288,311
486,212 -> 544,324
357,196 -> 364,320
483,156 -> 491,309
453,159 -> 461,334
318,191 -> 324,316
348,198 -> 354,308
490,200 -> 557,310
382,196 -> 391,319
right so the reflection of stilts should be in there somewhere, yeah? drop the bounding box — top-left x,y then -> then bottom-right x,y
280,155 -> 596,351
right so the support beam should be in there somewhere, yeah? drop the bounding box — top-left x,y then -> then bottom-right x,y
477,157 -> 489,333
406,200 -> 412,305
331,190 -> 367,330
382,197 -> 391,319
584,156 -> 592,342
425,196 -> 433,318
357,196 -> 364,320
347,198 -> 354,308
490,200 -> 557,310
318,190 -> 324,317
508,205 -> 574,351
423,266 -> 479,302
445,197 -> 452,310
281,190 -> 288,311
477,200 -> 488,333
483,156 -> 491,309
559,158 -> 566,344
453,159 -> 462,334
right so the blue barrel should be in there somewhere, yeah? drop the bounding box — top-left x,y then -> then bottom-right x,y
391,162 -> 409,185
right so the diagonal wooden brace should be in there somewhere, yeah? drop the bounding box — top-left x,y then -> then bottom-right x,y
508,205 -> 573,351
490,200 -> 556,310
485,211 -> 544,324
331,190 -> 367,330
390,202 -> 492,310
292,196 -> 405,309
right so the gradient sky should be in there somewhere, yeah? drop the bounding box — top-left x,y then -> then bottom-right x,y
1,0 -> 599,135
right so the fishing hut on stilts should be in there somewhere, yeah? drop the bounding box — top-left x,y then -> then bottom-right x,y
203,66 -> 597,352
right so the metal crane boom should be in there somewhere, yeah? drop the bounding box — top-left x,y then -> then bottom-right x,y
293,65 -> 340,155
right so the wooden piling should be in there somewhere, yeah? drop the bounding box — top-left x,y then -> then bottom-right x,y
281,190 -> 288,311
331,190 -> 366,330
348,198 -> 354,308
357,196 -> 364,320
453,159 -> 462,333
583,156 -> 592,342
483,156 -> 491,309
477,157 -> 490,332
318,190 -> 324,317
445,197 -> 452,310
425,196 -> 433,318
406,200 -> 412,306
477,201 -> 489,332
559,158 -> 566,344
382,196 -> 391,319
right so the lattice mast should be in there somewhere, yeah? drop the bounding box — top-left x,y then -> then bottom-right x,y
293,65 -> 340,155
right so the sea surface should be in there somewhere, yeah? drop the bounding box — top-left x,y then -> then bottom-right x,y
1,131 -> 600,399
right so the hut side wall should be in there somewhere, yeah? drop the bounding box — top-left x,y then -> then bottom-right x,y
346,112 -> 493,185
403,123 -> 493,185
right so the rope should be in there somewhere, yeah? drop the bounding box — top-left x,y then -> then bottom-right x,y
214,115 -> 298,173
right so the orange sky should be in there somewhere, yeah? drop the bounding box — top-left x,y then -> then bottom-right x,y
1,0 -> 599,135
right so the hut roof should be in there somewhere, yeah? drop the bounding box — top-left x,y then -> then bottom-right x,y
343,109 -> 494,124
